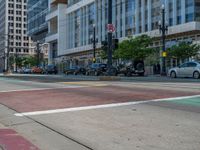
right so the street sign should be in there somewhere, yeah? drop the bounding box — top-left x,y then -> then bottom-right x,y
162,52 -> 167,57
107,24 -> 115,33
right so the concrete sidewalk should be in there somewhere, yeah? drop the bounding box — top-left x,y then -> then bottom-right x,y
0,120 -> 39,150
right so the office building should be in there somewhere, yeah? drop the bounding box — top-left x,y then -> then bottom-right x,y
0,0 -> 33,72
47,0 -> 200,69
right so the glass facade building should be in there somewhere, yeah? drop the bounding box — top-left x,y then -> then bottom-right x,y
65,0 -> 200,51
27,0 -> 48,42
47,0 -> 200,68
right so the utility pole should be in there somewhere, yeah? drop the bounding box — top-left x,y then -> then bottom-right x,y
107,0 -> 113,75
15,49 -> 18,73
6,24 -> 10,72
159,4 -> 168,76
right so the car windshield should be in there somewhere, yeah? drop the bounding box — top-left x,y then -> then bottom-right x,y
70,66 -> 79,69
47,65 -> 54,69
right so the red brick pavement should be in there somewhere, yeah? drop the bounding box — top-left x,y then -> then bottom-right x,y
0,129 -> 39,150
0,86 -> 198,112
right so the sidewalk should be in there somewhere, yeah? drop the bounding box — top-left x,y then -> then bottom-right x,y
0,122 -> 39,150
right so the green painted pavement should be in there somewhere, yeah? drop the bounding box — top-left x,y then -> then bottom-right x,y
169,97 -> 200,107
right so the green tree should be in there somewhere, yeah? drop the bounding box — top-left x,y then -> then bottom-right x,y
167,42 -> 200,60
23,56 -> 37,67
15,57 -> 25,68
115,35 -> 155,61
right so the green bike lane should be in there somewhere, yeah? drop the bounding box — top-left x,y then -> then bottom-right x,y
169,97 -> 200,107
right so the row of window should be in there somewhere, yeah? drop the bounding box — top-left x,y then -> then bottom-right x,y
9,0 -> 27,3
9,48 -> 29,53
9,29 -> 27,34
9,10 -> 26,16
8,3 -> 26,10
9,42 -> 29,46
8,16 -> 27,22
9,22 -> 27,28
9,35 -> 29,41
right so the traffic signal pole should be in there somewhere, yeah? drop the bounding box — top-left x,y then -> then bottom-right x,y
93,25 -> 96,63
107,0 -> 113,75
37,42 -> 40,67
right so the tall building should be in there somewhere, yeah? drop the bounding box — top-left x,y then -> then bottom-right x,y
27,0 -> 49,66
47,0 -> 200,69
27,0 -> 48,42
0,0 -> 33,72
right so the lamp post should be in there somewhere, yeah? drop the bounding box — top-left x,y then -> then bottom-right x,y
107,0 -> 113,75
91,24 -> 98,63
159,4 -> 168,76
6,24 -> 11,72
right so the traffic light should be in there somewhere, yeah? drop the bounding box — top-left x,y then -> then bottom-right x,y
112,38 -> 119,50
101,41 -> 108,52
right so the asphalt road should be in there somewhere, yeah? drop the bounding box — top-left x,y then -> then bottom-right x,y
0,75 -> 200,150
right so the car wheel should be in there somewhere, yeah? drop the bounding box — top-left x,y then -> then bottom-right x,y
94,71 -> 98,76
193,71 -> 200,79
127,71 -> 132,77
138,72 -> 144,76
170,71 -> 176,78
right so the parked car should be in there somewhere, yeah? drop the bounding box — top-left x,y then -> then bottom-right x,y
168,61 -> 200,79
45,65 -> 58,74
86,63 -> 108,76
23,68 -> 32,74
32,67 -> 43,74
117,60 -> 145,76
17,68 -> 24,74
64,66 -> 86,75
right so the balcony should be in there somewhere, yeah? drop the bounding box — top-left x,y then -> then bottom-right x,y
45,32 -> 58,43
51,0 -> 68,5
46,7 -> 58,21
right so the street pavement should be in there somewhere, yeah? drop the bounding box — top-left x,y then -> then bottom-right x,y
0,74 -> 200,150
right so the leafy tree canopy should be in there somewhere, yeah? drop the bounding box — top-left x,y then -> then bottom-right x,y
167,42 -> 200,60
115,35 -> 155,61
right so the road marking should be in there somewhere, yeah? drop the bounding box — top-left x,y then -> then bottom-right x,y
15,95 -> 200,117
61,82 -> 108,87
0,86 -> 86,93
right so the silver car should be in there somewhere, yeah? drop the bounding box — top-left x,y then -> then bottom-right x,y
168,62 -> 200,79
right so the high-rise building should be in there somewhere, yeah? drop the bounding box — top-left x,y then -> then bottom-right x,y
27,0 -> 48,42
0,0 -> 33,72
47,0 -> 200,69
27,0 -> 49,66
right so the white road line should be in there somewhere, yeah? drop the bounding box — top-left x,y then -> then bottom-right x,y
0,86 -> 86,93
15,95 -> 200,117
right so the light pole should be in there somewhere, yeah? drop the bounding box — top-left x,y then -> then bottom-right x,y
91,24 -> 98,63
6,24 -> 11,72
107,0 -> 113,75
159,4 -> 168,76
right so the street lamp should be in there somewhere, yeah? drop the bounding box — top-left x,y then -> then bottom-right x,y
159,4 -> 168,76
90,24 -> 98,63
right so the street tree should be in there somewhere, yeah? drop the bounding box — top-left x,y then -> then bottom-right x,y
23,56 -> 37,67
115,35 -> 155,61
167,42 -> 200,60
